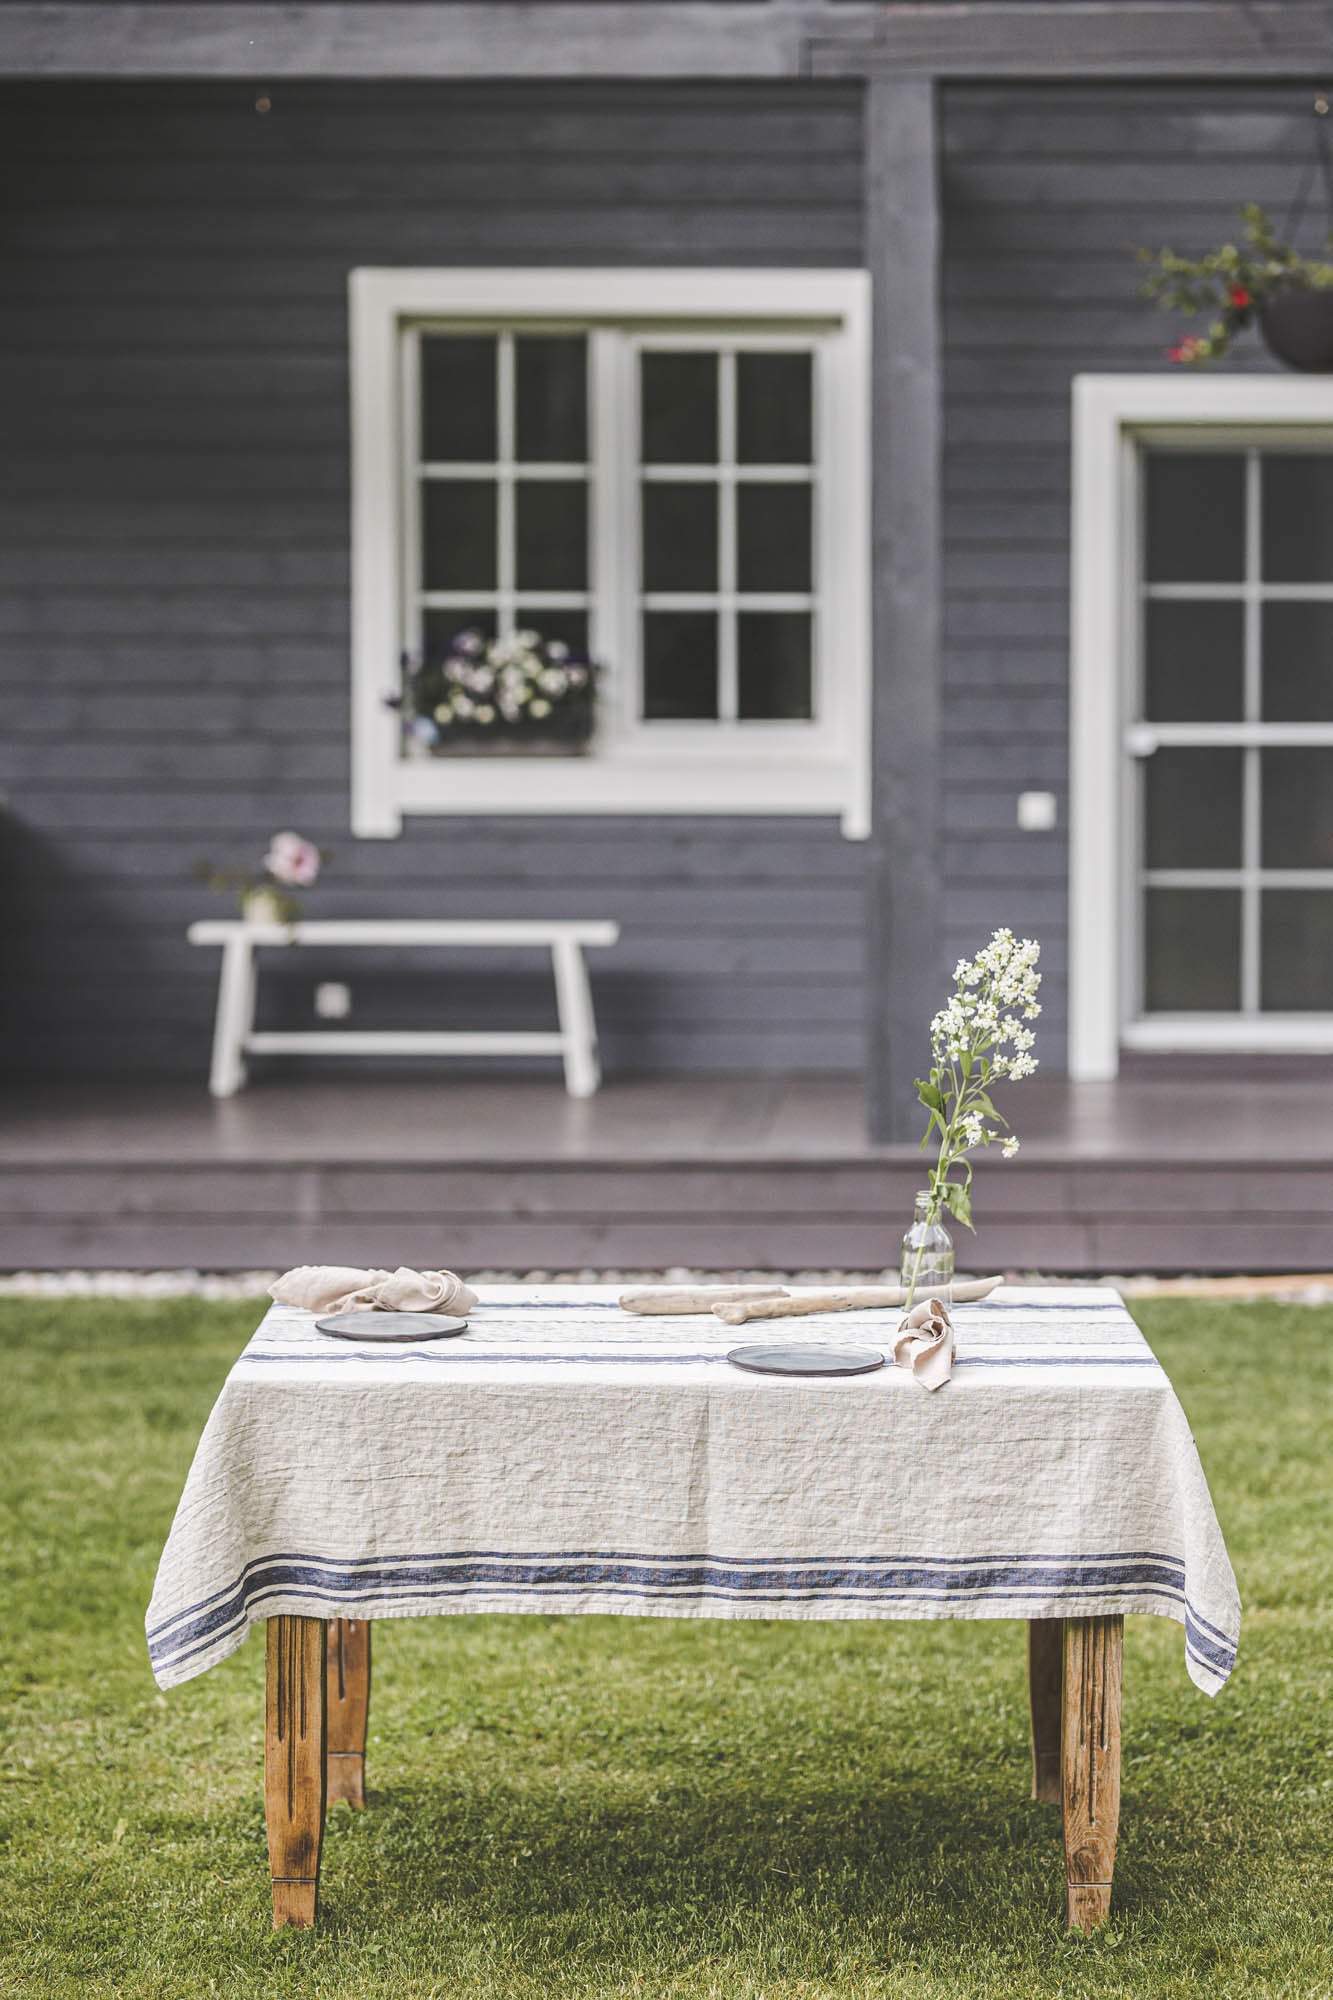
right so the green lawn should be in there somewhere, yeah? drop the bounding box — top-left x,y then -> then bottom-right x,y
0,1296 -> 1329,2000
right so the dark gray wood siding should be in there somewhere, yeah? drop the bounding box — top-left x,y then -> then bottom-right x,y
0,79 -> 865,1076
939,81 -> 1296,1063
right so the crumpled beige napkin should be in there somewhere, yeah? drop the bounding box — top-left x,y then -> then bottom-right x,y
268,1265 -> 478,1316
893,1296 -> 955,1392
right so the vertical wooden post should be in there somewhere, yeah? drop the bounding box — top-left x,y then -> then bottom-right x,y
265,1616 -> 327,1929
864,75 -> 944,1141
1062,1615 -> 1123,1932
325,1617 -> 372,1809
1027,1618 -> 1063,1803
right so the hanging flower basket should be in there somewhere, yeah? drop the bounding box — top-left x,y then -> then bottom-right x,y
1138,98 -> 1333,370
1258,288 -> 1333,371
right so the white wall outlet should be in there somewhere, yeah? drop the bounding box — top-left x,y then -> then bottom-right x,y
314,982 -> 352,1020
1016,790 -> 1058,833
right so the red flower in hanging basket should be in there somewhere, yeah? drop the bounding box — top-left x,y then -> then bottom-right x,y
1229,286 -> 1252,309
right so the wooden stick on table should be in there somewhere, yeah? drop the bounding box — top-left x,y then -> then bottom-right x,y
1062,1615 -> 1123,1932
265,1616 -> 327,1929
712,1278 -> 1004,1325
620,1286 -> 789,1315
326,1617 -> 371,1809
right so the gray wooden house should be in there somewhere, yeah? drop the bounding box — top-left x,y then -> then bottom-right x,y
5,2 -> 1333,1271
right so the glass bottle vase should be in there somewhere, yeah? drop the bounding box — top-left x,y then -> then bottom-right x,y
899,1192 -> 954,1308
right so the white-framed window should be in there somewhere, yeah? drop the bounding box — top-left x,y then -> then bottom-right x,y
1070,375 -> 1333,1078
349,269 -> 871,837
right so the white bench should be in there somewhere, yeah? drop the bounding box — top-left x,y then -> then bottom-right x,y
186,919 -> 620,1099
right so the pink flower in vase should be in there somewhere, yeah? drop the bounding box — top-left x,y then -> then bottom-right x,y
263,830 -> 323,888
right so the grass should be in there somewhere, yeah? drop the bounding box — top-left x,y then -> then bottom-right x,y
0,1296 -> 1329,2000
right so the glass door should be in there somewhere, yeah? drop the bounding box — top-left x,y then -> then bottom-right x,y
1130,444 -> 1333,1034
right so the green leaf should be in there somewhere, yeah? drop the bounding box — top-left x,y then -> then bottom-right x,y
916,1079 -> 945,1114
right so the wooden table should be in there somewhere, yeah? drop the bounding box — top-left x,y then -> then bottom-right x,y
263,1610 -> 1122,1934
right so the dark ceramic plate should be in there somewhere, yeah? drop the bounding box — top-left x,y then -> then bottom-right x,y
315,1311 -> 469,1341
727,1343 -> 885,1377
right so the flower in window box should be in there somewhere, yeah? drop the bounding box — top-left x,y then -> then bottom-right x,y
392,627 -> 599,759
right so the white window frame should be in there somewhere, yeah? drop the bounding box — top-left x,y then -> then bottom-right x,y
350,268 -> 872,838
1070,373 -> 1333,1079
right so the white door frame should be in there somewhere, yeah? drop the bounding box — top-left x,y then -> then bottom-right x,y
1069,373 -> 1333,1081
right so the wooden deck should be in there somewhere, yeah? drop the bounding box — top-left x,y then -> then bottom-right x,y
2,1069 -> 1329,1273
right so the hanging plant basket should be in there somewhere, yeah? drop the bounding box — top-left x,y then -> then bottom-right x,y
1259,288 -> 1333,371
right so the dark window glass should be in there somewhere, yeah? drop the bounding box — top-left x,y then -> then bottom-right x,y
1144,748 -> 1243,870
1261,455 -> 1333,581
737,352 -> 813,465
642,483 -> 718,592
737,483 -> 812,594
1261,890 -> 1333,1009
1144,452 -> 1245,583
1262,601 -> 1333,720
1261,748 -> 1333,867
424,608 -> 495,657
514,607 -> 588,655
640,353 -> 717,464
515,481 -> 587,591
421,335 -> 497,462
642,612 -> 717,719
1144,889 -> 1241,1011
421,479 -> 497,591
1143,600 -> 1244,722
515,335 -> 587,464
738,613 -> 812,719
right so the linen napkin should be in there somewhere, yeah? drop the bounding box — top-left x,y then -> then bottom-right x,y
893,1296 -> 955,1392
268,1265 -> 479,1315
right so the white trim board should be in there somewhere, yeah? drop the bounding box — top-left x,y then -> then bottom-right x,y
349,267 -> 872,839
1068,373 -> 1333,1081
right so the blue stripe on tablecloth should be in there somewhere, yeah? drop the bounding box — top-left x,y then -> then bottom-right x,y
148,1548 -> 1233,1680
237,1349 -> 1157,1370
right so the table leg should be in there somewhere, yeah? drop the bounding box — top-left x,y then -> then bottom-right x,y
326,1618 -> 371,1808
264,1616 -> 327,1929
1062,1614 -> 1123,1932
208,933 -> 257,1097
550,937 -> 600,1097
1027,1618 -> 1063,1803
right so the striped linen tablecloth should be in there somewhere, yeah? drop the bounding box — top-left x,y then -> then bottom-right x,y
147,1284 -> 1240,1696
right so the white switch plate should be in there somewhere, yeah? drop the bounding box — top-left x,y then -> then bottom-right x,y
1017,791 -> 1057,832
314,982 -> 352,1020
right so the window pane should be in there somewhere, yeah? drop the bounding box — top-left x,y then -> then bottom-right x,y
1262,601 -> 1333,720
1261,890 -> 1333,1009
738,613 -> 812,719
514,608 -> 588,655
1144,452 -> 1245,583
642,611 -> 717,719
1144,600 -> 1244,722
1144,889 -> 1241,1011
1261,748 -> 1333,867
422,479 -> 497,590
515,480 -> 587,591
1261,455 -> 1333,581
641,352 -> 717,464
737,483 -> 812,594
421,336 -> 497,462
737,352 -> 813,465
1144,748 -> 1242,869
642,482 -> 718,592
515,335 -> 587,463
